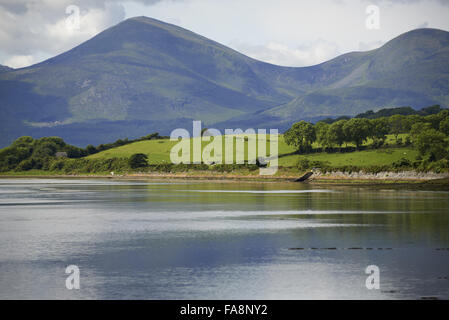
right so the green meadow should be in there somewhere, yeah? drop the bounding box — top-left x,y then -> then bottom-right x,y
86,133 -> 417,168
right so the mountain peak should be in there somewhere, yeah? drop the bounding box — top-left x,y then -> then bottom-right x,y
40,15 -> 240,67
114,15 -> 215,42
380,27 -> 449,52
126,15 -> 175,26
396,27 -> 449,38
119,15 -> 186,32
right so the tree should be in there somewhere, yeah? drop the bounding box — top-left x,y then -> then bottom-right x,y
16,158 -> 36,171
64,145 -> 86,158
11,136 -> 34,148
412,129 -> 447,160
85,144 -> 97,155
327,120 -> 347,149
424,114 -> 441,130
32,137 -> 66,158
389,115 -> 406,143
404,115 -> 423,132
284,121 -> 316,153
315,122 -> 330,149
410,122 -> 432,138
343,118 -> 371,149
439,117 -> 449,135
129,153 -> 148,169
370,118 -> 389,148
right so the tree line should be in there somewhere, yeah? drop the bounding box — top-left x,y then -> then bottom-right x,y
319,105 -> 445,124
0,132 -> 165,172
284,108 -> 449,161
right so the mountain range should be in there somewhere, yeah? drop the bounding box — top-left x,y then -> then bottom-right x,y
0,16 -> 448,147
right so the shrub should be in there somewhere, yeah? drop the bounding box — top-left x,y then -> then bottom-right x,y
129,153 -> 148,169
426,159 -> 449,173
404,136 -> 412,146
16,158 -> 35,171
392,158 -> 411,169
296,157 -> 310,170
50,160 -> 65,171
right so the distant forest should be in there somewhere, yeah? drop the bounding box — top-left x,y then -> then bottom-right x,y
320,105 -> 446,124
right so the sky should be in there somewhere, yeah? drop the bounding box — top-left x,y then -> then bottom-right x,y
0,0 -> 449,68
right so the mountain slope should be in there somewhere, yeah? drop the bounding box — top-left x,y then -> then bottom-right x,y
0,65 -> 12,73
220,28 -> 449,129
0,17 -> 295,146
1,17 -> 285,123
0,17 -> 448,147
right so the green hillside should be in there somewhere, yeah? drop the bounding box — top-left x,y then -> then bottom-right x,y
87,139 -> 178,164
87,133 -> 417,168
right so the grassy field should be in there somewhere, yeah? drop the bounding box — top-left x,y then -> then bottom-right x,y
280,148 -> 418,167
86,133 -> 417,168
87,139 -> 178,164
88,135 -> 283,164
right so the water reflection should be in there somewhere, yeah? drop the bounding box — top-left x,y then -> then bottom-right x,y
0,178 -> 448,299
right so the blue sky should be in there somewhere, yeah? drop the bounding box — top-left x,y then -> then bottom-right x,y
1,0 -> 448,68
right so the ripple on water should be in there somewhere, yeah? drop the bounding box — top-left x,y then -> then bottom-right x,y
181,189 -> 336,194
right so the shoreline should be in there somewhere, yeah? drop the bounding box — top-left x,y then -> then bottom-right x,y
1,171 -> 449,187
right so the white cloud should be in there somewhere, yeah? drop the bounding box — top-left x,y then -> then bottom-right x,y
123,0 -> 449,66
231,40 -> 341,67
0,0 -> 126,67
358,40 -> 385,51
3,55 -> 35,68
1,0 -> 449,68
417,21 -> 429,28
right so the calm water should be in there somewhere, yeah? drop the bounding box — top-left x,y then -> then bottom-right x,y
0,178 -> 448,300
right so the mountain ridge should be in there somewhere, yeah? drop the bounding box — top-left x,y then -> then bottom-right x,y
0,65 -> 12,73
0,16 -> 448,147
